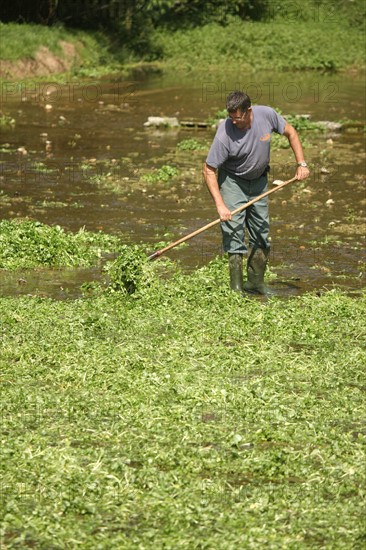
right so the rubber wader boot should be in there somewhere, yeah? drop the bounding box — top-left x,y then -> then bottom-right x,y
244,247 -> 274,296
228,253 -> 244,293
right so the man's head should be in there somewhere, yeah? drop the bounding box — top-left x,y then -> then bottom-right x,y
226,91 -> 252,129
226,91 -> 251,113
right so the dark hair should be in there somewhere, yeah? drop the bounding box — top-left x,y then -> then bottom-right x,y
226,91 -> 251,113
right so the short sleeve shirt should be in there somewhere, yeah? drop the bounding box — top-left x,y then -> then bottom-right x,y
206,106 -> 286,180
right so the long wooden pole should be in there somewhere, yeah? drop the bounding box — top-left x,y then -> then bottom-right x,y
147,176 -> 298,261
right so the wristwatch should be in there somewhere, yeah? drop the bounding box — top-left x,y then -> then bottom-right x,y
297,161 -> 308,167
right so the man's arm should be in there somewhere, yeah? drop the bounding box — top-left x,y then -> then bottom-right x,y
203,163 -> 232,221
283,122 -> 310,181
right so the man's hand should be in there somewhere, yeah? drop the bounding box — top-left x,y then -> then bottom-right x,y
296,165 -> 310,181
217,204 -> 232,222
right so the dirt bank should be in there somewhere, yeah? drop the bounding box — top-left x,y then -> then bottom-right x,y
0,41 -> 80,78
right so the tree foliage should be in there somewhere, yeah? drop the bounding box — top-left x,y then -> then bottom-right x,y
146,0 -> 268,27
0,0 -> 268,27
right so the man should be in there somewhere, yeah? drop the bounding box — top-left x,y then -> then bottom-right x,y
203,91 -> 310,295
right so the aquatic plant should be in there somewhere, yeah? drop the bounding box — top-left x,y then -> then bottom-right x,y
207,109 -> 228,126
142,164 -> 179,184
176,138 -> 206,151
0,219 -> 119,269
283,114 -> 324,132
105,244 -> 149,294
1,252 -> 365,548
0,113 -> 16,127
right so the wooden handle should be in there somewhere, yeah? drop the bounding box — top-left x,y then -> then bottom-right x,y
148,176 -> 298,260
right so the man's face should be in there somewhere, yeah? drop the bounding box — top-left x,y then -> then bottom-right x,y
228,108 -> 252,130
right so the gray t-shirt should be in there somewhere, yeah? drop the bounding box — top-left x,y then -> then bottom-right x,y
206,106 -> 286,180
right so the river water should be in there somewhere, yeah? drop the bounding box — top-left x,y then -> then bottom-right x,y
0,69 -> 365,297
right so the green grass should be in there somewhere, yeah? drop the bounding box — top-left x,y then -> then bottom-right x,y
150,18 -> 365,71
0,22 -> 67,60
1,248 -> 365,548
0,22 -> 113,73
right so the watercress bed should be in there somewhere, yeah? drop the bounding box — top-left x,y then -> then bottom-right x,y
1,234 -> 365,549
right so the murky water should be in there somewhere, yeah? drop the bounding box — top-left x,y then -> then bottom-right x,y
1,69 -> 365,297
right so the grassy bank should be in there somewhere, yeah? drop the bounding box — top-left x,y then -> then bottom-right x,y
0,22 -> 117,78
1,234 -> 365,547
151,18 -> 365,72
0,12 -> 365,79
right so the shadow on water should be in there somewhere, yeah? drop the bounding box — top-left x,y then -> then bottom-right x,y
0,69 -> 365,298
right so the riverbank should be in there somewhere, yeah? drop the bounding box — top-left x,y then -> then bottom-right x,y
0,16 -> 365,80
0,23 -> 117,79
151,18 -> 365,73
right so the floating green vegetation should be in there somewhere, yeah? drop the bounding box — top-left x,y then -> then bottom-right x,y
1,250 -> 365,548
142,164 -> 179,184
270,133 -> 290,150
271,132 -> 314,151
283,114 -> 325,132
207,109 -> 228,126
176,138 -> 206,151
0,219 -> 120,270
0,190 -> 12,204
31,162 -> 57,173
35,199 -> 83,209
0,113 -> 16,127
0,144 -> 16,153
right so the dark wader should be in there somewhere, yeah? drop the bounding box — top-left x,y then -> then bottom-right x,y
218,168 -> 273,295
